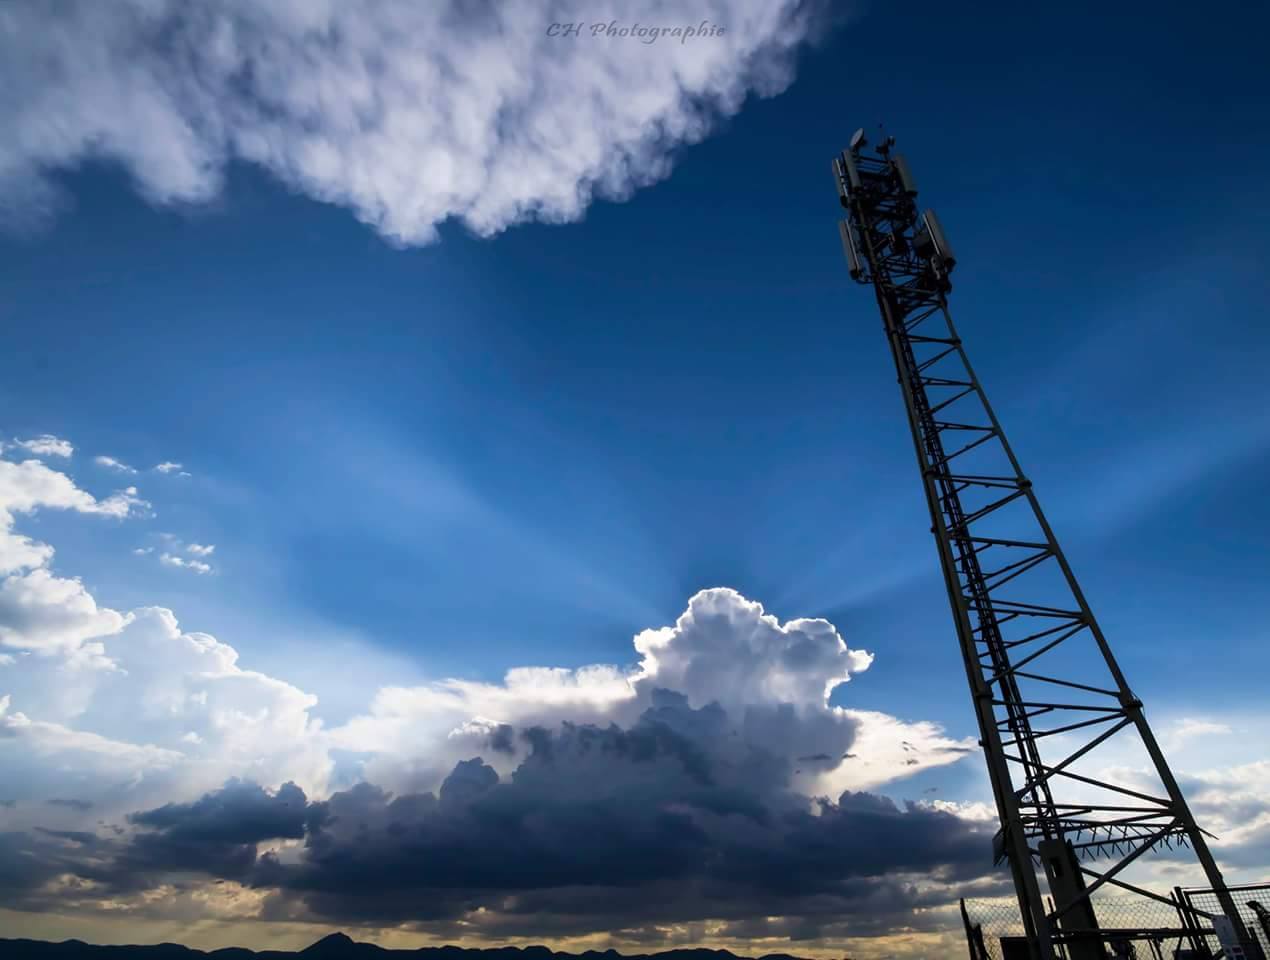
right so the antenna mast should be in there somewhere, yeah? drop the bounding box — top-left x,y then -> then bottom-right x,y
832,130 -> 1257,960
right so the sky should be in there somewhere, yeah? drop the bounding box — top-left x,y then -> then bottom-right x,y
1,0 -> 1269,957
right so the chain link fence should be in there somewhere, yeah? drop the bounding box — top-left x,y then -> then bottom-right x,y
1179,883 -> 1270,959
961,896 -> 1026,960
962,892 -> 1203,960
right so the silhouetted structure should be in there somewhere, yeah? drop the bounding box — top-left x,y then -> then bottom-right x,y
1250,902 -> 1270,947
833,130 -> 1259,960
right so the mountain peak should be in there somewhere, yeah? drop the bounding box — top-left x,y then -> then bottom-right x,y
303,933 -> 357,955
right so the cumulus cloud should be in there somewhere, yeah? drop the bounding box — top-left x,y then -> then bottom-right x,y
826,709 -> 976,793
0,457 -> 149,665
0,554 -> 982,941
0,458 -> 146,527
0,605 -> 330,818
93,455 -> 137,474
159,552 -> 212,574
0,527 -> 52,578
121,779 -> 309,882
1,727 -> 997,938
0,445 -> 998,947
236,753 -> 994,934
9,435 -> 74,458
0,568 -> 127,663
0,0 -> 829,243
632,587 -> 874,711
331,588 -> 920,799
1156,729 -> 1270,874
0,448 -> 149,691
1032,713 -> 1270,889
1167,716 -> 1233,750
133,535 -> 215,573
1,694 -> 184,773
153,462 -> 184,474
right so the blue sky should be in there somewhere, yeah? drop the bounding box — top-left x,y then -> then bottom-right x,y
1,0 -> 1269,954
7,0 -> 1267,719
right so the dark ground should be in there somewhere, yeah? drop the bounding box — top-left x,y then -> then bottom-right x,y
0,935 -> 814,960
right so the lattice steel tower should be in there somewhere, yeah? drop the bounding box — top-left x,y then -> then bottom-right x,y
831,130 -> 1256,960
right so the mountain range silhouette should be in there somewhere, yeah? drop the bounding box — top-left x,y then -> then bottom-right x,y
0,935 -> 816,960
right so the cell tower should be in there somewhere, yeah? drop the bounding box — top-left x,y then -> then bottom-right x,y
831,130 -> 1259,960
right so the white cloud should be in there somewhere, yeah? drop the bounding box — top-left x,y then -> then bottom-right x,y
104,486 -> 148,516
0,694 -> 184,770
159,553 -> 211,574
0,448 -> 980,879
0,457 -> 148,576
0,450 -> 148,672
13,445 -> 1256,910
631,587 -> 873,711
332,589 -> 949,799
0,528 -> 53,577
819,709 -> 976,794
0,458 -> 144,521
0,607 -> 329,816
0,539 -> 963,830
918,798 -> 997,822
93,455 -> 137,474
80,607 -> 327,787
0,446 -> 1264,944
1023,710 -> 1270,884
0,568 -> 127,663
153,462 -> 183,474
10,435 -> 74,458
0,0 -> 824,244
1182,758 -> 1270,868
1167,716 -> 1233,750
135,535 -> 217,570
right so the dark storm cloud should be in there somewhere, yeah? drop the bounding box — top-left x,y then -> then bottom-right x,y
488,722 -> 516,755
0,827 -> 117,905
117,779 -> 308,881
0,831 -> 63,894
0,695 -> 996,936
708,792 -> 990,899
438,757 -> 499,809
35,826 -> 100,845
128,779 -> 308,843
270,697 -> 991,928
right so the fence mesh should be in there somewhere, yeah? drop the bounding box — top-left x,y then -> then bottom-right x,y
962,891 -> 1217,960
1180,883 -> 1270,959
964,885 -> 1270,959
961,896 -> 1026,960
